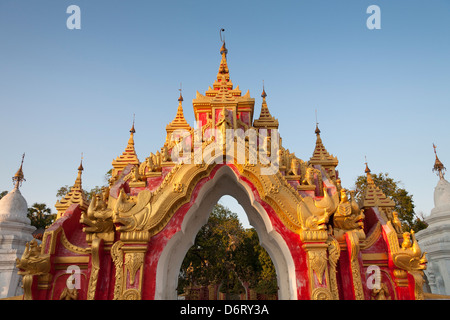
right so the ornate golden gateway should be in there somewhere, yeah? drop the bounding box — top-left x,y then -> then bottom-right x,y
13,40 -> 426,300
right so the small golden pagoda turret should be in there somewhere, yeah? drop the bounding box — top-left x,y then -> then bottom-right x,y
253,86 -> 279,130
309,124 -> 338,181
55,159 -> 89,219
165,92 -> 192,146
359,162 -> 398,231
360,162 -> 395,209
111,119 -> 140,177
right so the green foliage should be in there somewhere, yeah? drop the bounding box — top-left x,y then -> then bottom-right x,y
354,172 -> 427,232
27,202 -> 56,229
178,204 -> 277,296
56,185 -> 70,199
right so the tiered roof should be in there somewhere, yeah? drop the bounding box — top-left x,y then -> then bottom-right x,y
166,93 -> 192,134
309,124 -> 338,167
111,122 -> 140,176
360,163 -> 395,209
253,87 -> 279,129
55,160 -> 89,218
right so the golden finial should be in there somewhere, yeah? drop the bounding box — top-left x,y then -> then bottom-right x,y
315,109 -> 320,135
261,80 -> 267,99
178,83 -> 183,102
219,28 -> 227,56
365,156 -> 374,184
12,153 -> 26,189
78,152 -> 84,171
364,156 -> 370,173
432,143 -> 446,179
74,153 -> 84,188
130,114 -> 136,134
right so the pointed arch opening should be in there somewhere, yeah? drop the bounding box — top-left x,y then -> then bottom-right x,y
154,165 -> 297,299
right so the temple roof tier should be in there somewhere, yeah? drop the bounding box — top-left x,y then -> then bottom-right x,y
309,124 -> 338,167
253,87 -> 279,129
112,121 -> 140,176
55,160 -> 89,218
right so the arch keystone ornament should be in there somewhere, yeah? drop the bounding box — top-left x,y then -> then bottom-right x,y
14,42 -> 426,300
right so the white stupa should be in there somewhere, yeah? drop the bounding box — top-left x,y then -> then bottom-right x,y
0,155 -> 35,299
417,145 -> 450,295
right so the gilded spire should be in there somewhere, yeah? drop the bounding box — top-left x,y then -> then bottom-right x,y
130,114 -> 136,134
360,161 -> 395,212
112,117 -> 140,176
214,29 -> 232,90
55,157 -> 89,219
220,28 -> 228,57
253,84 -> 279,129
261,86 -> 267,99
315,124 -> 321,135
314,109 -> 320,135
309,123 -> 338,167
432,143 -> 446,179
219,29 -> 228,65
12,153 -> 26,189
365,158 -> 374,185
75,155 -> 83,188
166,89 -> 191,134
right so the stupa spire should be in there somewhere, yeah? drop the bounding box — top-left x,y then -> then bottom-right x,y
218,28 -> 229,79
12,153 -> 26,189
74,154 -> 84,189
128,114 -> 136,144
432,143 -> 446,179
365,157 -> 374,185
166,88 -> 192,135
213,29 -> 233,92
309,122 -> 338,168
360,161 -> 395,218
253,83 -> 279,129
55,156 -> 89,219
112,116 -> 140,176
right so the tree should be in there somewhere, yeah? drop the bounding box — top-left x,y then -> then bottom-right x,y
178,204 -> 277,297
27,203 -> 56,229
179,204 -> 244,290
0,191 -> 7,200
354,172 -> 427,232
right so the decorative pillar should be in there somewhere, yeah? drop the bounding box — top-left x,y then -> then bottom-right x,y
111,230 -> 149,300
300,229 -> 333,300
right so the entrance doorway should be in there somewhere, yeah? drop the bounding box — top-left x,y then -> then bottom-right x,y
176,200 -> 278,300
153,165 -> 297,299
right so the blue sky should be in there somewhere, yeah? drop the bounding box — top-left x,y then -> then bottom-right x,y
1,1 -> 449,228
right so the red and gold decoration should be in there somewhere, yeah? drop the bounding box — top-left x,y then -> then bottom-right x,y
14,40 -> 427,300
